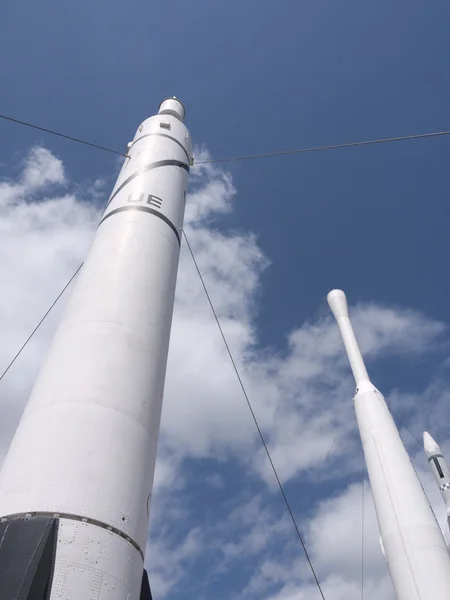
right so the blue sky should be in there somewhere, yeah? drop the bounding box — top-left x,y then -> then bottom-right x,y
1,1 -> 450,599
2,0 -> 450,346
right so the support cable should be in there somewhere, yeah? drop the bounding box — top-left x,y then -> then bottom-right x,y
1,111 -> 450,164
195,130 -> 450,164
0,114 -> 127,157
0,264 -> 83,383
389,408 -> 423,449
182,230 -> 326,600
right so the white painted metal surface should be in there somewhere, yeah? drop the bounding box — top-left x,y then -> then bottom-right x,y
49,519 -> 143,600
328,289 -> 450,600
158,97 -> 185,121
0,98 -> 192,599
424,431 -> 450,528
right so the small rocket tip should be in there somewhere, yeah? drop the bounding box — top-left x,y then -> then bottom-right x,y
423,431 -> 441,456
327,289 -> 349,321
327,289 -> 370,385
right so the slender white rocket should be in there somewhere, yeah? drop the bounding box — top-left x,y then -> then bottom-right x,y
328,289 -> 450,600
424,431 -> 450,529
0,98 -> 192,600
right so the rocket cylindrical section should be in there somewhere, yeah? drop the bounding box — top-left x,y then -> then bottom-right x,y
328,290 -> 450,600
0,101 -> 192,600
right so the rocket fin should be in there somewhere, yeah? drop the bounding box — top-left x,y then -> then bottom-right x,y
0,516 -> 58,599
140,568 -> 153,600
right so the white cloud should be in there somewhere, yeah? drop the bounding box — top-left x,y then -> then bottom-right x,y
219,494 -> 292,560
145,526 -> 204,597
21,146 -> 66,190
185,149 -> 236,223
350,303 -> 446,357
308,482 -> 389,585
0,147 -> 66,204
227,483 -> 395,600
0,145 -> 449,600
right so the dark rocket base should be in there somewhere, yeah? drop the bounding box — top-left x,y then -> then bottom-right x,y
0,516 -> 153,600
0,516 -> 58,600
141,569 -> 153,600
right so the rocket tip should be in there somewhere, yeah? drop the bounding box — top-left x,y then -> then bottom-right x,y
327,289 -> 346,302
423,431 -> 441,456
327,289 -> 349,321
158,97 -> 186,121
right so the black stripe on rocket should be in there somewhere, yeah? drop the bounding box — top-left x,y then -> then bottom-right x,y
128,132 -> 191,163
105,159 -> 189,209
99,206 -> 181,245
429,455 -> 446,479
99,159 -> 189,245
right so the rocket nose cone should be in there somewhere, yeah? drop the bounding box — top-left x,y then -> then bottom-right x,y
158,97 -> 186,121
327,289 -> 349,321
423,431 -> 441,456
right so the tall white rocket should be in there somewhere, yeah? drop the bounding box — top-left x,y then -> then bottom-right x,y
328,289 -> 450,600
0,98 -> 192,600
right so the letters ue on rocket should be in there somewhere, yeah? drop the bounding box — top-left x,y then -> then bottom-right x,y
127,193 -> 163,207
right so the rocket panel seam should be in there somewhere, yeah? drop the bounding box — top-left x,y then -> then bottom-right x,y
55,318 -> 166,340
98,206 -> 181,245
128,132 -> 190,162
19,396 -> 157,431
105,160 -> 189,209
0,512 -> 144,560
372,431 -> 422,599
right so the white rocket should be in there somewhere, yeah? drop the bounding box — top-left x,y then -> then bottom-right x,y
423,431 -> 450,528
328,289 -> 450,600
0,98 -> 192,600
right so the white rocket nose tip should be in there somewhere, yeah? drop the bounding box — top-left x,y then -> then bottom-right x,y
158,97 -> 186,122
327,289 -> 349,321
423,431 -> 441,456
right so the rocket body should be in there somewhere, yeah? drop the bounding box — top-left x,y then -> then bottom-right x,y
328,290 -> 450,600
424,431 -> 450,526
0,99 -> 192,599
